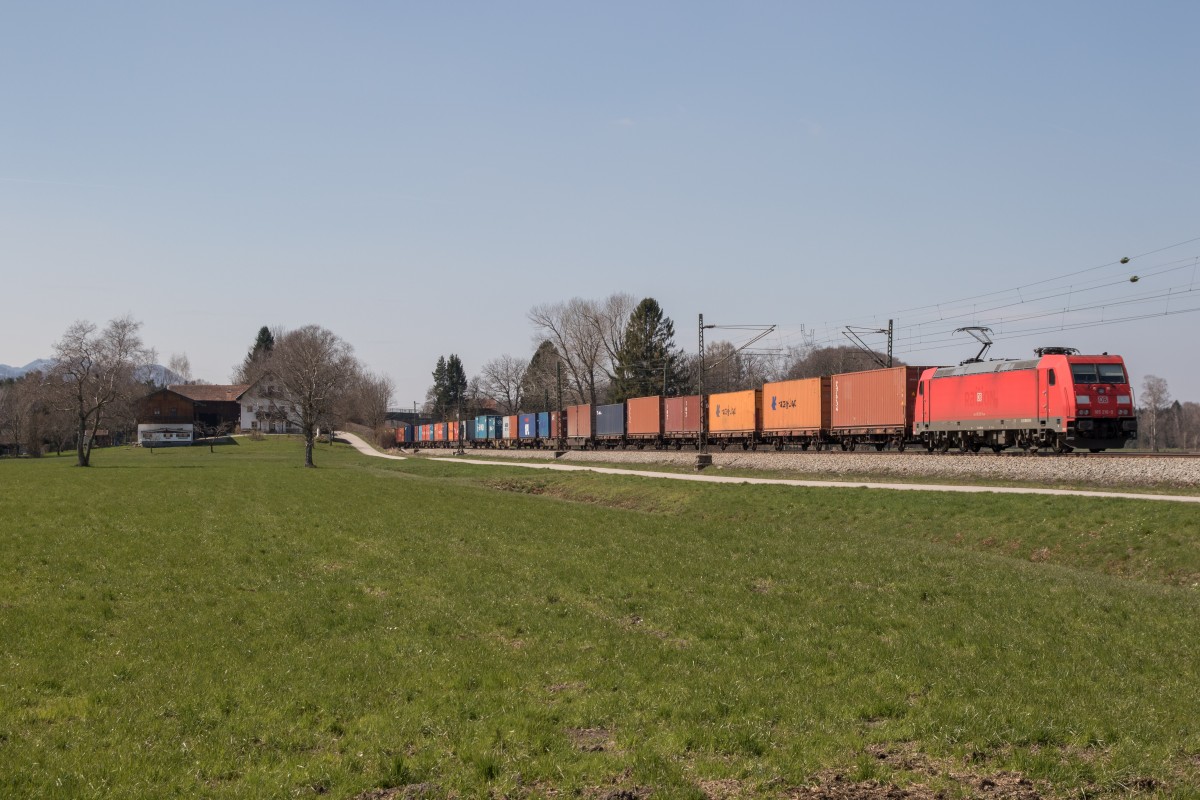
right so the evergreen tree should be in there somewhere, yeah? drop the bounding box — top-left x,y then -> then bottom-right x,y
429,354 -> 469,418
520,340 -> 563,411
611,298 -> 686,402
235,326 -> 276,383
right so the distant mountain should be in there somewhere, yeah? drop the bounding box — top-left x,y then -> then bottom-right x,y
0,360 -> 183,387
136,364 -> 185,387
0,359 -> 56,379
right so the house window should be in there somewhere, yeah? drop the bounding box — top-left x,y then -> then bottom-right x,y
154,408 -> 161,415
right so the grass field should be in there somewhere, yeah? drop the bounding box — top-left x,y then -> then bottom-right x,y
1,439 -> 1199,799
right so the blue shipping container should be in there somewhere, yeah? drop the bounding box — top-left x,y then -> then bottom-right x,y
475,416 -> 488,440
536,412 -> 551,438
518,413 -> 536,439
486,416 -> 500,440
595,403 -> 626,437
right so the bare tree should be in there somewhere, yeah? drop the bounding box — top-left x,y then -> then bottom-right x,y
1180,401 -> 1200,452
528,293 -> 633,405
354,370 -> 394,435
783,344 -> 898,379
261,325 -> 360,467
168,352 -> 192,383
479,355 -> 528,414
1140,375 -> 1171,452
51,316 -> 154,467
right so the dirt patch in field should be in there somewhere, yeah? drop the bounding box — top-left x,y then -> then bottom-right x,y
580,767 -> 651,799
568,726 -> 617,753
351,783 -> 439,800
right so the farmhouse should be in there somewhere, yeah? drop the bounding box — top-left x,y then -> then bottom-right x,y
136,388 -> 198,446
237,379 -> 302,434
168,384 -> 248,429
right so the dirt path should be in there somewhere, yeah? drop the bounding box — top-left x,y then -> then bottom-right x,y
335,432 -> 1200,504
335,431 -> 406,460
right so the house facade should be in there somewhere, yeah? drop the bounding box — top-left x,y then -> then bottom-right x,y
238,380 -> 302,434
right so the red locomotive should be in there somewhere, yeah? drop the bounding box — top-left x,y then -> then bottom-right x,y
915,347 -> 1137,453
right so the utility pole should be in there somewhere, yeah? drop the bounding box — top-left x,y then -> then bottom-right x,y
698,313 -> 706,455
844,320 -> 894,369
696,313 -> 776,466
555,360 -> 564,452
888,319 -> 893,368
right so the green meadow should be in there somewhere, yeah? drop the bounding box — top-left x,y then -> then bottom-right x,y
1,439 -> 1198,799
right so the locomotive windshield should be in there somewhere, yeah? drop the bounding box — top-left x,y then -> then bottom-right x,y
1070,363 -> 1126,385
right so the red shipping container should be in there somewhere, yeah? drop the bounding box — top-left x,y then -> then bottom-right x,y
434,423 -> 447,442
566,404 -> 594,439
448,421 -> 459,441
664,395 -> 702,434
626,396 -> 663,437
831,366 -> 924,432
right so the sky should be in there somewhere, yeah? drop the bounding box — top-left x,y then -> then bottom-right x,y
3,2 -> 1198,406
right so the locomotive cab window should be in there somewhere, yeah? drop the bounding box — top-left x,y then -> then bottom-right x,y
918,382 -> 924,395
1071,363 -> 1126,384
1047,370 -> 1056,386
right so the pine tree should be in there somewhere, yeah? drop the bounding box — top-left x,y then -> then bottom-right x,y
429,354 -> 469,419
235,326 -> 276,383
520,340 -> 562,411
611,298 -> 685,402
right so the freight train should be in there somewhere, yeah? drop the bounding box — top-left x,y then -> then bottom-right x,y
397,348 -> 1137,454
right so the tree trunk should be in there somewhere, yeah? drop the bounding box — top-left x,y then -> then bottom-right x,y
305,436 -> 315,467
75,416 -> 89,467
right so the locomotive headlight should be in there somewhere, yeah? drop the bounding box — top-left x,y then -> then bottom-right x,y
1075,395 -> 1090,404
1077,409 -> 1090,416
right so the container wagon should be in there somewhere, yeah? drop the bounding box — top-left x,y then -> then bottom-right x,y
761,377 -> 830,450
625,396 -> 663,447
707,389 -> 762,449
664,395 -> 702,449
566,404 -> 595,449
830,366 -> 924,450
594,403 -> 626,447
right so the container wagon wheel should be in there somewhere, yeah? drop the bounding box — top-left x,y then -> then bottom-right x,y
1089,448 -> 1103,453
991,445 -> 1004,454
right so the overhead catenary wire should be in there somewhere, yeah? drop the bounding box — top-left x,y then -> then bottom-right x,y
766,244 -> 1200,362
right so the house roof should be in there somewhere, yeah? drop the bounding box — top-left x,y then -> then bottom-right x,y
168,384 -> 251,403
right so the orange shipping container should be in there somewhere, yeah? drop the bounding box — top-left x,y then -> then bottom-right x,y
830,366 -> 923,432
761,378 -> 829,433
626,396 -> 663,437
707,389 -> 761,434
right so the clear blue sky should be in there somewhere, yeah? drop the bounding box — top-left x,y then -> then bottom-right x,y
3,2 -> 1198,405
